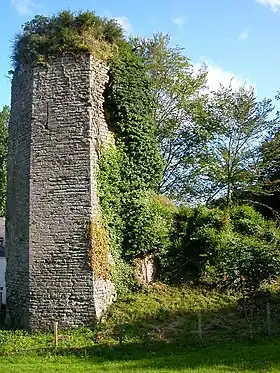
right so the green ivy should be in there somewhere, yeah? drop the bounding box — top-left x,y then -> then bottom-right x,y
103,44 -> 164,260
97,146 -> 134,293
97,44 -> 169,290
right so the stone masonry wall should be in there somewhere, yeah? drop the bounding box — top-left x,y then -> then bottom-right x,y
5,70 -> 33,328
88,56 -> 117,319
6,55 -> 116,330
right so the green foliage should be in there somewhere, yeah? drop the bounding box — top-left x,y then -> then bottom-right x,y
105,44 -> 163,192
97,145 -> 123,256
262,131 -> 280,182
163,206 -> 225,282
130,33 -> 209,200
250,130 -> 280,218
211,206 -> 280,295
123,191 -> 176,259
230,205 -> 279,238
12,11 -> 124,70
214,236 -> 280,296
186,85 -> 279,207
164,205 -> 280,294
97,146 -> 134,294
0,106 -> 8,217
97,146 -> 173,288
98,148 -> 172,290
101,44 -> 164,262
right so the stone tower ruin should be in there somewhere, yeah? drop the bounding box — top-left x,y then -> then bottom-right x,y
5,55 -> 116,330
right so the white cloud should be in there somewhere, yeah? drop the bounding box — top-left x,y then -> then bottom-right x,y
256,0 -> 280,12
172,16 -> 187,27
114,16 -> 133,34
193,61 -> 256,92
238,28 -> 249,40
11,0 -> 37,15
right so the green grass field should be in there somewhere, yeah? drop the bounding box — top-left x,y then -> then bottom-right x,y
1,339 -> 280,372
1,284 -> 280,372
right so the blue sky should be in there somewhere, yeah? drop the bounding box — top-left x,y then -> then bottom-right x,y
0,0 -> 280,108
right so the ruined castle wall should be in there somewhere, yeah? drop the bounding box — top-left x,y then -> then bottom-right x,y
5,70 -> 33,328
88,56 -> 117,319
6,55 -> 116,330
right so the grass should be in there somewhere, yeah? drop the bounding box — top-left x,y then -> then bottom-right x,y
1,283 -> 280,372
1,339 -> 280,372
98,283 -> 280,344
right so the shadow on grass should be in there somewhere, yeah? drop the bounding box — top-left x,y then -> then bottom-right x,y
30,337 -> 280,372
2,292 -> 280,371
102,298 -> 280,345
48,295 -> 280,371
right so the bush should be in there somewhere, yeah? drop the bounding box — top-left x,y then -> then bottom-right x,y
124,191 -> 176,260
163,206 -> 224,283
12,11 -> 124,70
164,205 -> 280,294
214,235 -> 280,296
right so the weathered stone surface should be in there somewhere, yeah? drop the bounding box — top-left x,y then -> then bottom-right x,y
134,255 -> 157,285
6,55 -> 116,330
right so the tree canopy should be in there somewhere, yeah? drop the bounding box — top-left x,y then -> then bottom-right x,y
185,85 -> 279,207
130,33 -> 210,199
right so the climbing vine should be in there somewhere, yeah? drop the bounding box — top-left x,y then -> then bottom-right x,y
97,146 -> 133,292
103,44 -> 164,259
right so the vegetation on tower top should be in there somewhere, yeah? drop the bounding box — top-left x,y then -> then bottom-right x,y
12,10 -> 125,70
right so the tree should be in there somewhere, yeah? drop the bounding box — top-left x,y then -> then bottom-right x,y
262,132 -> 280,181
254,130 -> 280,217
0,106 -> 8,216
130,33 -> 210,199
186,85 -> 279,207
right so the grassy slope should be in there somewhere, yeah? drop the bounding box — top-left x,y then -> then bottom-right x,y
99,283 -> 280,344
1,283 -> 280,372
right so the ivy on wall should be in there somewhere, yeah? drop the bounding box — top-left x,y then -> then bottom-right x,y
103,44 -> 164,260
97,146 -> 134,293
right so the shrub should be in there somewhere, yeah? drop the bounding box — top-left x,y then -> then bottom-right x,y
124,190 -> 176,259
214,235 -> 280,296
231,205 -> 267,235
163,206 -> 224,283
164,205 -> 280,294
12,11 -> 124,70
